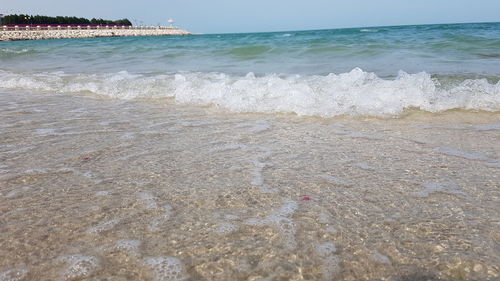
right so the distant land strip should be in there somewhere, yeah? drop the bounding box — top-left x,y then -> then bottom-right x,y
0,25 -> 191,41
1,14 -> 133,26
0,14 -> 190,40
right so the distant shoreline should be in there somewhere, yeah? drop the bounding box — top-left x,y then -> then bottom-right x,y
0,27 -> 191,41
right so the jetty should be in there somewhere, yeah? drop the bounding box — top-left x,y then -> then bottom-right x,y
0,24 -> 191,41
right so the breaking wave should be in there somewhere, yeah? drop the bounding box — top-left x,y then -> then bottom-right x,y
0,68 -> 499,117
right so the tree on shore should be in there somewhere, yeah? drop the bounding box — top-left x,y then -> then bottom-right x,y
2,14 -> 132,25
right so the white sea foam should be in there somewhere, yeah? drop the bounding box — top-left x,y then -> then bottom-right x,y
86,218 -> 121,233
369,252 -> 392,265
1,68 -> 499,117
438,147 -> 489,160
354,162 -> 376,170
486,161 -> 500,167
137,192 -> 159,210
315,242 -> 337,257
57,255 -> 101,280
250,148 -> 273,189
414,182 -> 470,200
320,174 -> 352,186
473,123 -> 500,131
95,190 -> 111,197
320,255 -> 340,280
113,240 -> 142,257
245,200 -> 298,248
315,242 -> 340,280
0,268 -> 28,281
214,222 -> 239,234
144,256 -> 188,281
0,48 -> 30,54
148,204 -> 173,232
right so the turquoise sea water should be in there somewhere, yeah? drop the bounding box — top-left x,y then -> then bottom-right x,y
1,22 -> 499,117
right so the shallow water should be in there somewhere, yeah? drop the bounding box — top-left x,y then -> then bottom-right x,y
0,90 -> 499,280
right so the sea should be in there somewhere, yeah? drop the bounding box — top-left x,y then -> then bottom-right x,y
0,22 -> 499,280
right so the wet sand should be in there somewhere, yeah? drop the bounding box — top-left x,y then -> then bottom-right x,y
0,90 -> 499,280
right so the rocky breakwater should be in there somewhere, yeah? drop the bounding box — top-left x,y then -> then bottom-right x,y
0,27 -> 191,41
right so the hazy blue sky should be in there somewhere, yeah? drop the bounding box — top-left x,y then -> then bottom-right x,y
2,0 -> 500,33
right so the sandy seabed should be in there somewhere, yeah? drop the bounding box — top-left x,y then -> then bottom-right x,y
0,90 -> 499,281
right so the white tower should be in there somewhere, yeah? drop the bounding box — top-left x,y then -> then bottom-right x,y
167,18 -> 174,28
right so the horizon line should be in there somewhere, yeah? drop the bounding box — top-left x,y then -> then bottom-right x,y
197,20 -> 500,36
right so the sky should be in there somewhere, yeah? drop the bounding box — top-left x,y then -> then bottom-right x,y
2,0 -> 500,34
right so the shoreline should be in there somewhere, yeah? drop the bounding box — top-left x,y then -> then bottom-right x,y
0,27 -> 191,41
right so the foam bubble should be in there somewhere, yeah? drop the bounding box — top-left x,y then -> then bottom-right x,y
272,200 -> 298,217
137,192 -> 159,210
439,147 -> 489,160
214,222 -> 239,234
0,48 -> 30,54
1,68 -> 498,117
144,256 -> 188,281
210,143 -> 248,152
34,128 -> 57,136
245,200 -> 298,248
148,204 -> 173,232
315,242 -> 340,280
250,149 -> 273,187
86,218 -> 121,233
320,175 -> 352,187
325,226 -> 338,234
251,124 -> 271,132
473,123 -> 500,131
318,212 -> 332,224
269,217 -> 297,248
0,268 -> 28,281
345,132 -> 382,140
369,252 -> 392,265
114,240 -> 142,257
4,187 -> 30,199
354,162 -> 375,170
315,242 -> 337,257
486,161 -> 500,167
414,182 -> 470,199
95,190 -> 110,197
58,255 -> 100,280
320,256 -> 340,280
148,213 -> 172,231
223,214 -> 240,220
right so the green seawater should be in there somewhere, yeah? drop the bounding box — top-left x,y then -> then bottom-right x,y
1,22 -> 499,77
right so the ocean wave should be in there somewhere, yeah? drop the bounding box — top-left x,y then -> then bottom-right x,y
226,45 -> 272,59
0,68 -> 499,117
0,48 -> 32,55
